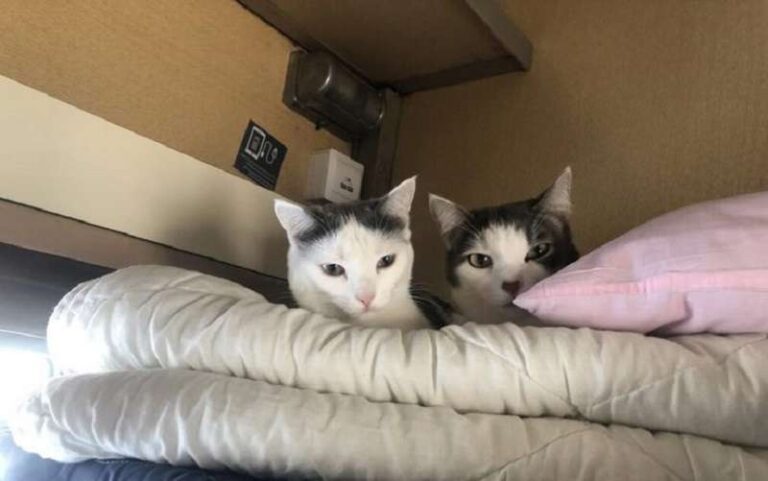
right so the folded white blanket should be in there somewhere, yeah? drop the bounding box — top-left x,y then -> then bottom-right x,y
13,369 -> 768,481
48,266 -> 768,447
11,265 -> 768,480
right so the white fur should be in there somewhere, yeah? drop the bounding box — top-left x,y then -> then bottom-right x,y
382,177 -> 417,222
450,225 -> 548,325
286,220 -> 426,329
275,177 -> 429,330
274,200 -> 314,239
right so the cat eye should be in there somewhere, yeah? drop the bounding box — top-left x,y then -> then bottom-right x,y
526,242 -> 552,262
377,254 -> 396,269
320,263 -> 346,277
467,253 -> 493,268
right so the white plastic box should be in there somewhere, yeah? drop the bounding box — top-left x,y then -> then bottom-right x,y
305,149 -> 364,203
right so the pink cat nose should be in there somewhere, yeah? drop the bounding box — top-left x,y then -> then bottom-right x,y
356,292 -> 376,310
502,281 -> 521,298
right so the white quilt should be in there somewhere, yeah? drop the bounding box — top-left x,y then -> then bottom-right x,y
11,266 -> 768,480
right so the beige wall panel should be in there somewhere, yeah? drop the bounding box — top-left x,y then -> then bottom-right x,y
395,0 -> 768,289
0,0 -> 348,199
0,75 -> 288,278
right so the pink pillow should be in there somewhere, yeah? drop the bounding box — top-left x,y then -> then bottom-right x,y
515,191 -> 768,334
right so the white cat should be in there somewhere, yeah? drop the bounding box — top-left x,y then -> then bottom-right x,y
274,177 -> 446,330
429,168 -> 578,325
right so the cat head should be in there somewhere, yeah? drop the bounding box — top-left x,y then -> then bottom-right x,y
274,177 -> 417,322
429,168 -> 578,323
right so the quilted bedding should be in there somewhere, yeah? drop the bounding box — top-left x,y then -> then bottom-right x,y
11,266 -> 768,480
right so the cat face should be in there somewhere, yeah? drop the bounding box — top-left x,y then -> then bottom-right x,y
274,178 -> 417,324
429,168 -> 578,324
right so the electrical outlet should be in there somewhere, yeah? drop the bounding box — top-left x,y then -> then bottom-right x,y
305,149 -> 364,203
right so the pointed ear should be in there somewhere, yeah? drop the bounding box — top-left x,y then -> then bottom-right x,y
535,167 -> 572,218
274,199 -> 314,241
429,193 -> 468,245
381,176 -> 417,221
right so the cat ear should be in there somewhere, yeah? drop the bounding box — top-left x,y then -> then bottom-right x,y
429,194 -> 468,245
382,176 -> 417,221
274,199 -> 314,242
535,167 -> 572,218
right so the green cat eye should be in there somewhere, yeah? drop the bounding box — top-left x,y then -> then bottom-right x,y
526,242 -> 552,262
377,254 -> 396,269
467,253 -> 493,268
320,263 -> 346,277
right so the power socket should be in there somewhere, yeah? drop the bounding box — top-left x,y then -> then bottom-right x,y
305,149 -> 364,203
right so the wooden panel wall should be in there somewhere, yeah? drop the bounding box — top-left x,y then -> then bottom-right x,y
395,0 -> 768,289
0,0 -> 348,199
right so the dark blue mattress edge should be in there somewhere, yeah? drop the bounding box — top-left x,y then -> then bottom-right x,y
0,429 -> 306,481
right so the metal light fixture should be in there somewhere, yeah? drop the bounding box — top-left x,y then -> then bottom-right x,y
283,50 -> 384,141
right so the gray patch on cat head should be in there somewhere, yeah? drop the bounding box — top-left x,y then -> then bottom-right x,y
430,168 -> 579,286
275,177 -> 416,246
296,199 -> 406,245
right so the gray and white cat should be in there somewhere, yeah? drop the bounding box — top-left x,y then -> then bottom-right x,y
429,168 -> 578,325
274,177 -> 447,330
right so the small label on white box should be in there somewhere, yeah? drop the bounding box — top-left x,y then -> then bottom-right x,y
305,149 -> 364,203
